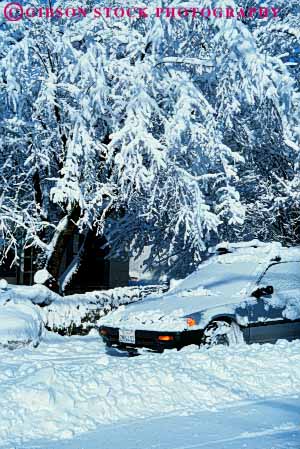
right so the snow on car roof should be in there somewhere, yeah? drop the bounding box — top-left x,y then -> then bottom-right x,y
169,241 -> 283,297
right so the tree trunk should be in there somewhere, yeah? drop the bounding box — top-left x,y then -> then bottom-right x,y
45,205 -> 81,293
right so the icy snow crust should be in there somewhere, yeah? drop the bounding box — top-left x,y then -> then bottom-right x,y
101,241 -> 300,331
1,335 -> 300,446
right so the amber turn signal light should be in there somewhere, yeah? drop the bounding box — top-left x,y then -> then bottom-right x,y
186,317 -> 196,327
100,329 -> 107,335
158,335 -> 174,341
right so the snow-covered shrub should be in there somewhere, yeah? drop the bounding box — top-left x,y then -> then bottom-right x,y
1,282 -> 166,336
41,285 -> 166,335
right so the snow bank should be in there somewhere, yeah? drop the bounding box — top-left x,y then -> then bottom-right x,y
1,337 -> 300,446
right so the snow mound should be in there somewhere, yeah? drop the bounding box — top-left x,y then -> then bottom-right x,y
1,337 -> 300,446
0,301 -> 43,349
34,269 -> 52,285
0,279 -> 8,289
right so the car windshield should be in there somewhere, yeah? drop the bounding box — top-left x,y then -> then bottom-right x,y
259,262 -> 300,291
173,259 -> 260,297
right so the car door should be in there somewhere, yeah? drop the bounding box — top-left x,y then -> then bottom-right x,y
247,261 -> 300,344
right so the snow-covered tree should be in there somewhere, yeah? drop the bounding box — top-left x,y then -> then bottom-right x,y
1,0 -> 300,288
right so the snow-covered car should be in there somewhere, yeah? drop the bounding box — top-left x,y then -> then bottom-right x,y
99,241 -> 300,353
0,284 -> 44,349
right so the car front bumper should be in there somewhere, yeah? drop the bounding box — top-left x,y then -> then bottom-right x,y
99,325 -> 202,352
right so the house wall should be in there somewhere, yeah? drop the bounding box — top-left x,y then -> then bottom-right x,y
0,236 -> 129,292
0,250 -> 18,285
109,259 -> 129,288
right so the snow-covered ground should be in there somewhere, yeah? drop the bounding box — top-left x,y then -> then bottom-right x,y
19,399 -> 300,449
1,333 -> 300,448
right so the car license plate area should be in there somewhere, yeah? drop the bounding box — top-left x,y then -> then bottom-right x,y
119,329 -> 135,344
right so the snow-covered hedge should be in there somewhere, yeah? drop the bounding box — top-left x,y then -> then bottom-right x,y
1,283 -> 166,337
40,285 -> 166,335
11,284 -> 60,306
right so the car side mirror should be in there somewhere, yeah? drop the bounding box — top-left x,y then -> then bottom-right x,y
251,285 -> 274,299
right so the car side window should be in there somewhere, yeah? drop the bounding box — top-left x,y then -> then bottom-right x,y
259,262 -> 300,291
